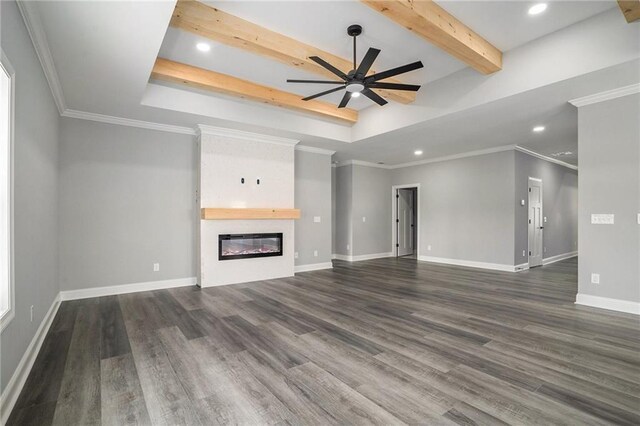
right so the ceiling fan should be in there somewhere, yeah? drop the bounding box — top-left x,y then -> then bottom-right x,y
287,25 -> 423,108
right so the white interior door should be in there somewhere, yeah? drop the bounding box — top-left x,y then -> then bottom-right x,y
397,188 -> 414,256
528,178 -> 543,267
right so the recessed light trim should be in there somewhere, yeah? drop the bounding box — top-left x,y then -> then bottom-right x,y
532,126 -> 545,133
196,42 -> 211,52
414,150 -> 423,156
528,3 -> 547,15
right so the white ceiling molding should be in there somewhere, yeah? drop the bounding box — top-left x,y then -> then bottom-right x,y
388,145 -> 516,169
197,125 -> 299,146
62,109 -> 196,135
569,83 -> 640,107
16,0 -> 66,114
335,159 -> 390,169
295,145 -> 336,156
515,146 -> 578,171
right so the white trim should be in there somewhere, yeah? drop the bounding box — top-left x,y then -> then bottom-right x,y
391,184 -> 421,259
418,255 -> 518,272
197,125 -> 299,146
294,262 -> 333,273
575,294 -> 640,315
59,277 -> 197,301
333,252 -> 394,262
335,159 -> 389,169
0,293 -> 61,425
295,145 -> 335,156
0,50 -> 15,333
389,145 -> 516,169
543,251 -> 578,265
514,263 -> 530,272
569,84 -> 640,108
515,146 -> 578,171
16,0 -> 66,114
62,109 -> 196,135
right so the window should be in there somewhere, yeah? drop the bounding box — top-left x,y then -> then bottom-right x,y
0,50 -> 14,332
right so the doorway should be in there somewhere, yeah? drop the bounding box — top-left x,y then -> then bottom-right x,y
392,185 -> 419,258
528,177 -> 544,268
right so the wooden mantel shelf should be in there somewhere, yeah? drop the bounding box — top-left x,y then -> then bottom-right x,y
201,208 -> 301,220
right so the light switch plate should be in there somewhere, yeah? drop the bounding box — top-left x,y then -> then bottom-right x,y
313,216 -> 321,223
591,273 -> 600,284
591,214 -> 614,225
362,216 -> 366,222
521,199 -> 525,206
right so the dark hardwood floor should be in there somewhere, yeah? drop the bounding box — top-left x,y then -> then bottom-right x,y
7,257 -> 640,425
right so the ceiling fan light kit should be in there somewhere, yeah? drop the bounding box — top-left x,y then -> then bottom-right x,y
287,24 -> 423,108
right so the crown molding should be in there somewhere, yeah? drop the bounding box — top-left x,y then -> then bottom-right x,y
569,84 -> 640,108
17,0 -> 66,114
515,146 -> 578,171
388,145 -> 516,169
335,159 -> 390,169
197,125 -> 299,146
295,145 -> 336,156
62,109 -> 196,135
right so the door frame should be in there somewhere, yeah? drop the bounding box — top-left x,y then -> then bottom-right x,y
391,184 -> 421,258
527,177 -> 543,268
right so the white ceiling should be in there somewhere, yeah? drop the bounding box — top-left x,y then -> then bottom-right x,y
22,0 -> 638,169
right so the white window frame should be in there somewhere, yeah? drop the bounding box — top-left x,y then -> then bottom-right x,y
0,49 -> 15,332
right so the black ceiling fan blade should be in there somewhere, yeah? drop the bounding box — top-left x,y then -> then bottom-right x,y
287,79 -> 345,84
355,48 -> 381,78
368,82 -> 421,91
302,86 -> 346,101
338,91 -> 351,108
309,56 -> 348,80
365,61 -> 424,83
362,88 -> 388,106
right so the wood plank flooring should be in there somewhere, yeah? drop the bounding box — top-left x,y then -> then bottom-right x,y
7,257 -> 640,425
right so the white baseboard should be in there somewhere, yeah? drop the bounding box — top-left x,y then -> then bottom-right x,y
331,254 -> 337,260
575,293 -> 640,315
60,277 -> 197,301
0,293 -> 61,425
294,262 -> 333,273
514,263 -> 530,272
333,252 -> 394,262
543,251 -> 578,265
417,255 -> 517,272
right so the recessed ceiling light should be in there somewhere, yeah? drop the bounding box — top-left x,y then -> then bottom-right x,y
351,92 -> 361,98
414,150 -> 423,156
532,126 -> 545,132
528,3 -> 547,15
196,42 -> 211,52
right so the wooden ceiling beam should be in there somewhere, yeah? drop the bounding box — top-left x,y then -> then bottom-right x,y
361,0 -> 502,74
170,0 -> 416,104
617,1 -> 640,22
151,58 -> 358,124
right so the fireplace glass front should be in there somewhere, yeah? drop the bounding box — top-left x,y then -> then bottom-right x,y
218,233 -> 283,260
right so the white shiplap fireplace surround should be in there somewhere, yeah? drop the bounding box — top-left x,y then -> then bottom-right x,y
197,125 -> 299,287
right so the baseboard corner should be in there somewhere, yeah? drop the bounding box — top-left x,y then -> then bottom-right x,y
294,262 -> 333,273
575,293 -> 640,315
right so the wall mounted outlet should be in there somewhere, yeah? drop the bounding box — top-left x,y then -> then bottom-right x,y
313,216 -> 321,223
544,216 -> 547,223
591,273 -> 600,284
427,245 -> 432,251
523,250 -> 526,257
362,216 -> 366,222
30,305 -> 34,322
153,263 -> 160,272
294,252 -> 298,259
313,250 -> 318,257
544,247 -> 547,253
521,199 -> 525,206
346,244 -> 350,251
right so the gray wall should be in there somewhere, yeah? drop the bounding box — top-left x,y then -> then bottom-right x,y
331,166 -> 336,255
294,150 -> 332,266
390,151 -> 516,266
1,0 -> 60,393
334,165 -> 353,256
514,151 -> 578,265
351,165 -> 392,256
58,118 -> 197,290
577,93 -> 640,303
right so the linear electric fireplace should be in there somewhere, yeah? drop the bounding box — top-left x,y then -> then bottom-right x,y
218,233 -> 283,260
